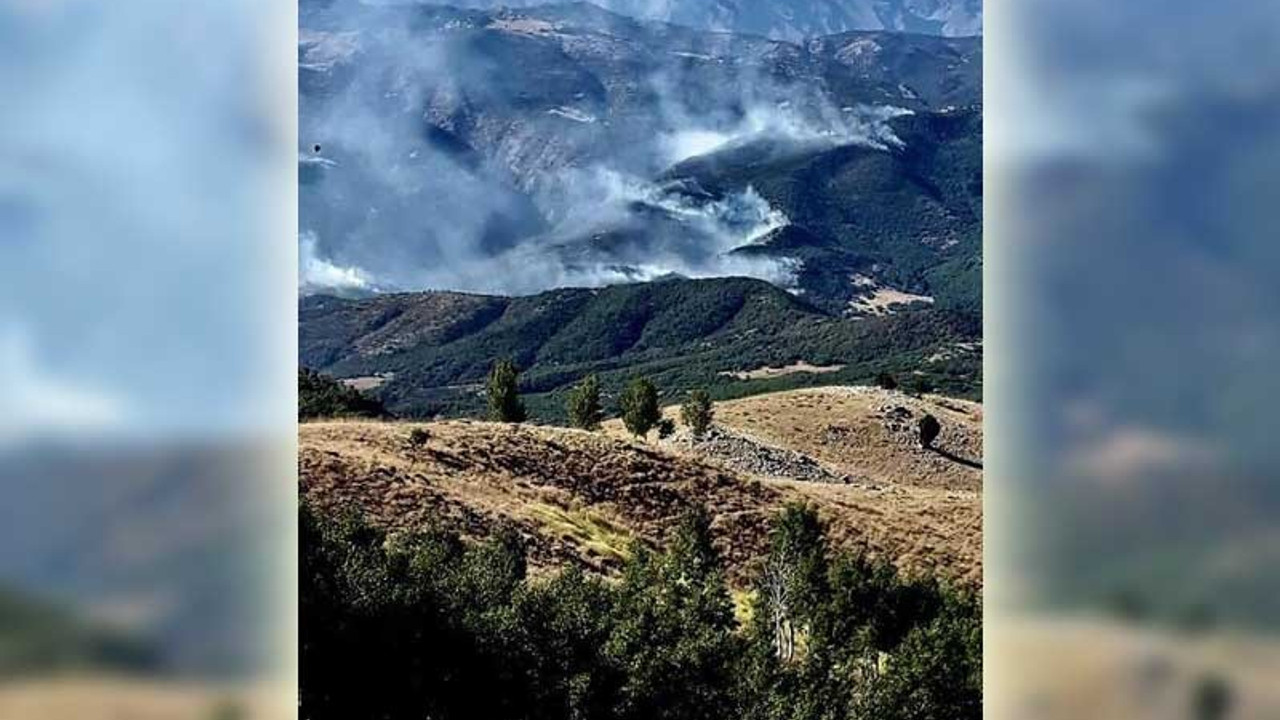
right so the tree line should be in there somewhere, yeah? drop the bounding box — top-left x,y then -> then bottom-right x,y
489,358 -> 938,448
487,358 -> 714,441
301,501 -> 980,720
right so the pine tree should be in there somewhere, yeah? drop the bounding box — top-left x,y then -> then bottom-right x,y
619,377 -> 661,439
566,374 -> 604,430
486,358 -> 526,423
680,389 -> 714,438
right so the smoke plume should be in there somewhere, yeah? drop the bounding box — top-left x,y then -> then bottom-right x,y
299,2 -> 909,296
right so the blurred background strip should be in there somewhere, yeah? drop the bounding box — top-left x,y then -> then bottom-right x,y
988,0 -> 1280,717
0,1 -> 295,718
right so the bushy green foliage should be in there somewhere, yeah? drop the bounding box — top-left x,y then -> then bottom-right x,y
858,592 -> 982,720
607,510 -> 739,720
680,390 -> 714,438
298,368 -> 386,419
619,378 -> 661,439
487,358 -> 526,423
567,374 -> 605,430
741,505 -> 980,720
908,374 -> 936,397
301,502 -> 980,720
876,372 -> 899,391
918,414 -> 941,449
656,418 -> 677,440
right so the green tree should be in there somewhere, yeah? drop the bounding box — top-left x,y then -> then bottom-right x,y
908,374 -> 935,396
755,504 -> 830,663
875,371 -> 899,391
680,390 -> 714,439
859,593 -> 981,720
1192,673 -> 1233,720
298,368 -> 385,419
567,374 -> 604,430
300,500 -> 983,720
486,358 -> 526,423
619,377 -> 661,439
607,509 -> 739,720
918,414 -> 941,449
657,418 -> 676,440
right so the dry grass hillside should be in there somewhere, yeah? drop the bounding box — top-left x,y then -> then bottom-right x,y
301,419 -> 778,582
0,678 -> 283,720
609,386 -> 981,585
300,386 -> 982,589
643,386 -> 983,492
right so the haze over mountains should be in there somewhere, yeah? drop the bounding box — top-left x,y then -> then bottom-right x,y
300,0 -> 981,416
343,0 -> 982,39
300,0 -> 980,305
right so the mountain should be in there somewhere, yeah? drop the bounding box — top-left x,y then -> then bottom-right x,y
0,443 -> 283,675
0,584 -> 157,676
299,1 -> 981,311
299,276 -> 980,418
310,0 -> 982,39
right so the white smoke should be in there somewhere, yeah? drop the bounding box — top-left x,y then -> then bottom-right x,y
661,102 -> 914,165
304,171 -> 797,296
299,231 -> 372,292
298,4 -> 910,297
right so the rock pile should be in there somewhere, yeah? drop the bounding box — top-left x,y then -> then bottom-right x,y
669,427 -> 850,484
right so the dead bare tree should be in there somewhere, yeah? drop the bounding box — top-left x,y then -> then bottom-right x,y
763,555 -> 796,662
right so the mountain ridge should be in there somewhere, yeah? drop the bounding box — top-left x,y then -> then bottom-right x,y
300,276 -> 981,418
310,0 -> 983,40
300,0 -> 981,304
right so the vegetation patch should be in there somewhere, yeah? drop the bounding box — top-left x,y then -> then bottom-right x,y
527,502 -> 634,564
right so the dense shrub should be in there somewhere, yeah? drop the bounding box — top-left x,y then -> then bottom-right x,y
656,418 -> 677,440
619,378 -> 661,439
301,502 -> 980,720
918,414 -> 941,449
567,374 -> 605,430
487,359 -> 527,423
680,390 -> 714,438
298,368 -> 386,419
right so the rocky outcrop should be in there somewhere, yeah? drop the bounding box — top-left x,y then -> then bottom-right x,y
668,426 -> 852,484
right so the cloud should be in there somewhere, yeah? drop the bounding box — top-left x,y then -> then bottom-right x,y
0,324 -> 130,445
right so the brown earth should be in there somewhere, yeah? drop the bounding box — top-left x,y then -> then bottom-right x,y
300,386 -> 982,589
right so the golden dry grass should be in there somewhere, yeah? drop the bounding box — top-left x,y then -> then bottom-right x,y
301,386 -> 982,588
606,386 -> 982,585
300,419 -> 780,581
689,386 -> 982,492
0,676 -> 286,720
990,618 -> 1280,719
